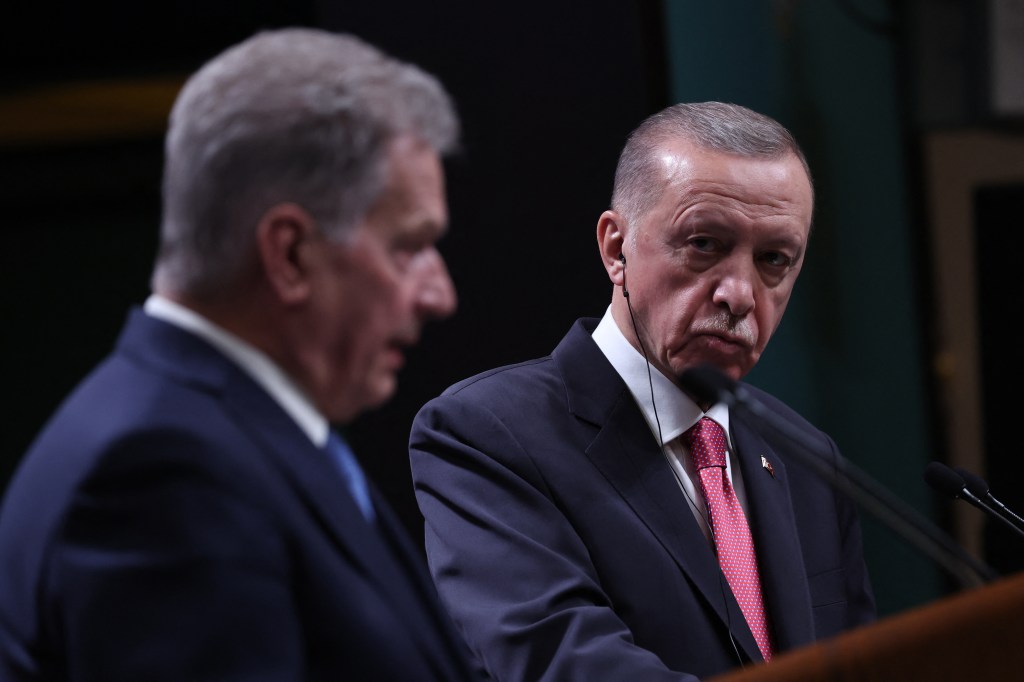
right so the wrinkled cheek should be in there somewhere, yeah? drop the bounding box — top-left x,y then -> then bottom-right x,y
765,295 -> 791,334
358,316 -> 401,384
325,338 -> 364,414
662,334 -> 698,376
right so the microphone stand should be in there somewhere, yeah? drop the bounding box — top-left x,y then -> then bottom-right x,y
954,466 -> 1024,534
925,462 -> 1024,541
681,365 -> 998,590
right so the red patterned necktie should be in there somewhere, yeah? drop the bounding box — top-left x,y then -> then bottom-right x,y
684,416 -> 774,661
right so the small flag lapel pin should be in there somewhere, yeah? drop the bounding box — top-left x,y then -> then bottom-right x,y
761,455 -> 775,478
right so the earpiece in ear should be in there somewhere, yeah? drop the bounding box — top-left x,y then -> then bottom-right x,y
619,254 -> 629,298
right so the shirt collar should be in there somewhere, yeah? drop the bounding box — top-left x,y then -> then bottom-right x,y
143,294 -> 329,447
591,307 -> 731,445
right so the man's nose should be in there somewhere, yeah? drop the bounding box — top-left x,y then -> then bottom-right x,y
711,259 -> 755,316
412,248 -> 457,320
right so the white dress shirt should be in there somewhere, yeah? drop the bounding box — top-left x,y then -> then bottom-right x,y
143,294 -> 329,448
591,307 -> 751,544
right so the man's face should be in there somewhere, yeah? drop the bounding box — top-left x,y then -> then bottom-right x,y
616,139 -> 813,384
307,135 -> 456,422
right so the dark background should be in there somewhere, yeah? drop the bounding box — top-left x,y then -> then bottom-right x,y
0,0 -> 667,546
975,183 -> 1024,574
3,0 -> 1023,618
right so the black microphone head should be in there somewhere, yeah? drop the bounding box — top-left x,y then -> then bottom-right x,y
679,363 -> 737,406
924,461 -> 967,500
953,466 -> 990,498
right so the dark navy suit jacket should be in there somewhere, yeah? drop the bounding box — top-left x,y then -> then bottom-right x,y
410,318 -> 875,681
0,309 -> 479,681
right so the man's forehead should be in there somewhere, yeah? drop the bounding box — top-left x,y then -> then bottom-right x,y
361,136 -> 448,236
653,144 -> 695,186
654,137 -> 770,172
653,139 -> 810,197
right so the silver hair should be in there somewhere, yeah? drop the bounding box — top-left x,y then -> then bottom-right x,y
152,27 -> 460,296
610,101 -> 812,231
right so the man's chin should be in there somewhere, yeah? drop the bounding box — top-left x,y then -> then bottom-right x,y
329,375 -> 398,423
672,358 -> 749,384
363,375 -> 399,411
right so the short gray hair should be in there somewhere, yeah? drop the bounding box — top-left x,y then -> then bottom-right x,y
153,28 -> 460,296
611,102 -> 811,228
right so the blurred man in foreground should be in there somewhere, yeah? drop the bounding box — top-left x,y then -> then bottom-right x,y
0,27 -> 479,681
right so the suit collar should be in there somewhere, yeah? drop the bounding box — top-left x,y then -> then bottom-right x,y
552,319 -> 761,661
591,308 -> 707,444
116,309 -> 367,537
115,309 -> 473,680
143,295 -> 328,445
553,318 -> 816,660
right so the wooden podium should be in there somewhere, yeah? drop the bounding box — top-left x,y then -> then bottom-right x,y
709,571 -> 1024,681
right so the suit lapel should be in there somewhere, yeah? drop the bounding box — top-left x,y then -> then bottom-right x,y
554,319 -> 761,661
585,401 -> 749,630
121,311 -> 468,680
730,411 -> 816,651
224,363 -> 470,680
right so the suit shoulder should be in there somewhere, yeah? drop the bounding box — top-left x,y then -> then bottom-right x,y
415,356 -> 573,433
441,356 -> 555,397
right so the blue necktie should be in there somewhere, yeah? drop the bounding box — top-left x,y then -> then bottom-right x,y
324,430 -> 375,522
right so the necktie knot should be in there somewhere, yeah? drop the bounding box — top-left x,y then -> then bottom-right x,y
684,416 -> 727,470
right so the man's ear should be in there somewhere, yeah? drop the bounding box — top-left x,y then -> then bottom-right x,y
596,209 -> 627,287
256,203 -> 319,305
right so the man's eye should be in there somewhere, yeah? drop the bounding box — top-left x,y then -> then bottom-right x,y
393,242 -> 434,271
391,247 -> 417,269
690,237 -> 717,253
761,252 -> 791,268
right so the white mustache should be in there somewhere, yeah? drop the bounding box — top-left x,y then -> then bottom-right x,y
690,314 -> 755,346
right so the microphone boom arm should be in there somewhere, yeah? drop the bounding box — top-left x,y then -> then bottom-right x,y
681,365 -> 998,590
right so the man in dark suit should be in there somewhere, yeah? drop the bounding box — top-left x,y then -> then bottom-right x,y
409,102 -> 876,681
0,28 -> 480,681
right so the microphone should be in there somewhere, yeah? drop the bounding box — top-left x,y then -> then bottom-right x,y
922,462 -> 1024,540
679,363 -> 998,589
924,463 -> 1024,539
953,465 -> 1024,534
